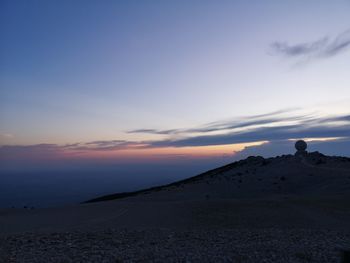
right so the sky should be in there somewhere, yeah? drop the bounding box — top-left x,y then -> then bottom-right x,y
0,1 -> 350,206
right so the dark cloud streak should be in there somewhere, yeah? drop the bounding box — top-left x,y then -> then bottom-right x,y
127,129 -> 178,135
150,125 -> 350,148
271,29 -> 350,60
271,37 -> 328,56
127,109 -> 305,135
1,112 -> 350,160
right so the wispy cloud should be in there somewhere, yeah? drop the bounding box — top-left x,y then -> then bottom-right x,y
270,29 -> 350,61
62,140 -> 144,151
1,110 -> 350,161
271,37 -> 328,57
127,109 -> 302,135
0,133 -> 14,139
127,129 -> 178,135
131,111 -> 350,148
150,123 -> 350,148
0,142 -> 148,162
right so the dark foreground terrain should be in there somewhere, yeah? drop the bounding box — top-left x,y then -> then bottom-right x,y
1,153 -> 349,262
1,228 -> 349,263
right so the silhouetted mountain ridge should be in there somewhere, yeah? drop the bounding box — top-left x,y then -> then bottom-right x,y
85,152 -> 350,203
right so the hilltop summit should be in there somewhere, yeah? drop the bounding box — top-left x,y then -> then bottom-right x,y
87,151 -> 350,203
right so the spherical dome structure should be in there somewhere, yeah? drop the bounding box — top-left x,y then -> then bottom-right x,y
295,140 -> 307,151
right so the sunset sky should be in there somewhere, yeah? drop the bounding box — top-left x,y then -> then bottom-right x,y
1,0 -> 350,163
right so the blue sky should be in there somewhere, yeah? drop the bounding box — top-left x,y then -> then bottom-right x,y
1,0 -> 350,157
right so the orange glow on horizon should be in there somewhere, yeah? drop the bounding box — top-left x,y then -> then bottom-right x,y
64,141 -> 268,160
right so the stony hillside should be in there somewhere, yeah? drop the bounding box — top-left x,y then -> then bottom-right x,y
86,152 -> 350,203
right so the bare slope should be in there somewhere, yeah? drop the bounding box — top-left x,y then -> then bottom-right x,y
86,152 -> 350,203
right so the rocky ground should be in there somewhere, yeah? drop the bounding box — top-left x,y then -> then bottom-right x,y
1,228 -> 349,263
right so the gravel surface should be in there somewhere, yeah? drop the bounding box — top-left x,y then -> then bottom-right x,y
1,228 -> 349,263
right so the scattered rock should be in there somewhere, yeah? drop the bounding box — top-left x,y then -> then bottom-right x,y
0,229 -> 348,263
